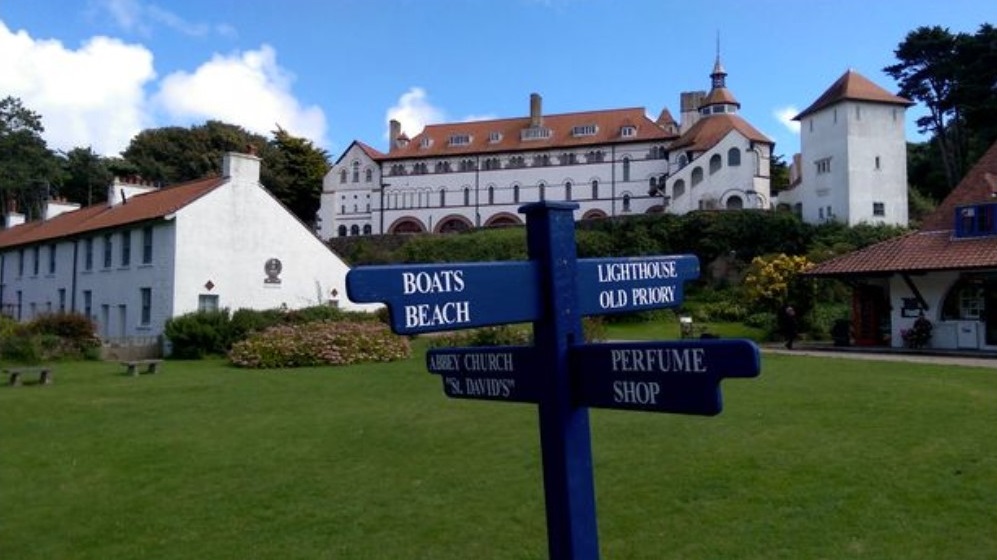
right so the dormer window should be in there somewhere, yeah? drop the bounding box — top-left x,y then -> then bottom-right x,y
955,203 -> 997,238
449,134 -> 471,146
521,127 -> 552,141
420,137 -> 433,149
571,124 -> 597,137
621,126 -> 636,138
489,131 -> 503,143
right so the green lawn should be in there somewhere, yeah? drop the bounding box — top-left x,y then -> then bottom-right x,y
1,344 -> 995,559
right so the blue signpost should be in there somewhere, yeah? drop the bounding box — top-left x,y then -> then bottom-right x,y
346,201 -> 760,560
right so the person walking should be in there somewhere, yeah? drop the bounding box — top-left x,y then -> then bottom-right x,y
782,304 -> 799,349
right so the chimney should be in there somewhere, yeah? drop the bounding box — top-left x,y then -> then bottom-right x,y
530,93 -> 543,127
679,91 -> 705,133
389,119 -> 402,152
43,198 -> 81,220
107,176 -> 158,207
222,149 -> 261,184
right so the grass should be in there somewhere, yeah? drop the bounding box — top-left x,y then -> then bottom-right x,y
1,342 -> 995,559
603,318 -> 767,341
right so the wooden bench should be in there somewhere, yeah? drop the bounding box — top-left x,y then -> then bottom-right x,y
5,367 -> 53,386
122,359 -> 163,376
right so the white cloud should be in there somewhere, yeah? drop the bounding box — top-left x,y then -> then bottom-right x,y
97,0 -> 235,38
774,105 -> 801,134
385,87 -> 446,138
462,113 -> 497,122
153,45 -> 328,147
0,20 -> 156,155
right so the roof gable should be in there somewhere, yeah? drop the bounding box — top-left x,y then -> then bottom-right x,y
669,113 -> 773,153
794,70 -> 913,121
920,141 -> 997,231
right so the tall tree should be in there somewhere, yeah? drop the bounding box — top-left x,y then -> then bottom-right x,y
0,96 -> 61,220
265,126 -> 330,226
57,147 -> 114,206
884,26 -> 965,189
951,23 -> 997,163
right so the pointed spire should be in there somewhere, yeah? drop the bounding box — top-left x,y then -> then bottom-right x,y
711,31 -> 726,88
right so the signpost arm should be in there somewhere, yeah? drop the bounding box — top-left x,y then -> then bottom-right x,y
521,201 -> 600,560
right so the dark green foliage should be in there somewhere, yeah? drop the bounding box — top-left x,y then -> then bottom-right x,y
0,312 -> 100,363
56,146 -> 114,206
0,96 -> 62,220
164,309 -> 233,359
0,329 -> 43,364
427,325 -> 532,348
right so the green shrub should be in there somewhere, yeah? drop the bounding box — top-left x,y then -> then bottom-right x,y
164,309 -> 233,359
28,312 -> 101,357
228,321 -> 410,368
0,330 -> 42,364
428,325 -> 532,348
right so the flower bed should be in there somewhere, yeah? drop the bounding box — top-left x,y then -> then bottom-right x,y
229,321 -> 410,368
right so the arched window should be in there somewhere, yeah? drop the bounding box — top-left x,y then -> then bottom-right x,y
673,179 -> 685,199
513,184 -> 520,204
709,154 -> 722,174
539,182 -> 546,201
488,186 -> 495,205
363,224 -> 372,235
728,147 -> 741,166
350,225 -> 360,236
726,195 -> 744,210
439,189 -> 446,207
678,154 -> 688,167
338,225 -> 347,237
352,161 -> 360,182
941,278 -> 986,320
339,169 -> 347,183
622,194 -> 631,212
691,167 -> 704,186
649,177 -> 657,189
365,168 -> 373,182
565,181 -> 572,201
591,180 -> 599,199
622,157 -> 631,182
463,187 -> 471,206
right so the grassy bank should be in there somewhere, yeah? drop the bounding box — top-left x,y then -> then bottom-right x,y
1,344 -> 994,559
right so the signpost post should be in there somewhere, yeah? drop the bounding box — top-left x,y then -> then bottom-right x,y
346,201 -> 760,560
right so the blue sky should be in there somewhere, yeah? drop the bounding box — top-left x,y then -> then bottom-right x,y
0,0 -> 993,160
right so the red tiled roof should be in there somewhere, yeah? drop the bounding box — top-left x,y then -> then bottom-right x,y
0,176 -> 225,249
669,113 -> 773,153
807,140 -> 997,277
794,70 -> 913,121
381,107 -> 675,160
701,87 -> 740,108
356,141 -> 386,161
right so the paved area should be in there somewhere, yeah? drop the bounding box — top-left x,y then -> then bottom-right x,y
761,344 -> 997,369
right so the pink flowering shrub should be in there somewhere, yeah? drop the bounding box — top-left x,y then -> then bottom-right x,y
228,320 -> 410,368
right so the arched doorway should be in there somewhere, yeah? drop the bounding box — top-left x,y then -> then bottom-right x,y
388,217 -> 427,234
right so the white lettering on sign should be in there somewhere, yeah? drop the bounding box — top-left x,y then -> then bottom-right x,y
404,301 -> 471,329
613,381 -> 661,405
463,352 -> 514,373
630,285 -> 675,306
598,289 -> 628,309
401,270 -> 465,295
597,261 -> 678,283
429,353 -> 460,371
609,347 -> 707,373
445,376 -> 516,398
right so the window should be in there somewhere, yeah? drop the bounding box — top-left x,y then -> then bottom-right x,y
103,234 -> 112,268
571,125 -> 597,137
873,202 -> 885,217
691,167 -> 704,186
83,239 -> 93,271
591,180 -> 599,200
340,169 -> 347,183
488,131 -> 502,143
121,231 -> 131,266
352,161 -> 360,182
48,244 -> 56,274
709,154 -> 722,174
17,249 -> 23,276
338,225 -> 347,237
509,156 -> 525,168
819,207 -> 824,220
538,182 -> 546,201
728,147 -> 741,166
521,127 -> 551,141
816,158 -> 831,174
449,134 -> 471,146
533,154 -> 550,167
513,184 -> 520,204
58,288 -> 66,312
420,137 -> 432,148
142,227 -> 153,264
875,156 -> 881,170
463,187 -> 471,206
586,150 -> 605,163
33,246 -> 39,275
140,287 -> 151,325
621,126 -> 636,137
198,294 -> 219,312
16,290 -> 22,320
439,189 -> 446,207
488,186 -> 495,205
365,168 -> 373,182
83,290 -> 92,319
565,182 -> 572,201
351,224 -> 360,236
459,159 -> 476,172
483,157 -> 501,170
622,157 -> 631,182
673,179 -> 685,199
560,153 -> 577,165
622,194 -> 632,212
363,224 -> 372,235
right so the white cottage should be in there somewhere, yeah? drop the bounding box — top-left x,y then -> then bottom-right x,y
0,150 -> 372,346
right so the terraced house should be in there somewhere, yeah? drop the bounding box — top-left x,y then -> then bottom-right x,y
318,56 -> 775,238
0,151 -> 369,346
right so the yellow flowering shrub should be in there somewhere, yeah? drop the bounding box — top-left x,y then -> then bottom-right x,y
743,254 -> 814,310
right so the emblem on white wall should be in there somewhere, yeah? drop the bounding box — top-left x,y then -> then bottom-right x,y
264,258 -> 283,284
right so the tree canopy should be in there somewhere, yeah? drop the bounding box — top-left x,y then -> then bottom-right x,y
0,96 -> 61,219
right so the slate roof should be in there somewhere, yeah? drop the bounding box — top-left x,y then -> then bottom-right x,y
380,107 -> 676,160
0,176 -> 225,250
794,70 -> 913,121
806,140 -> 997,277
